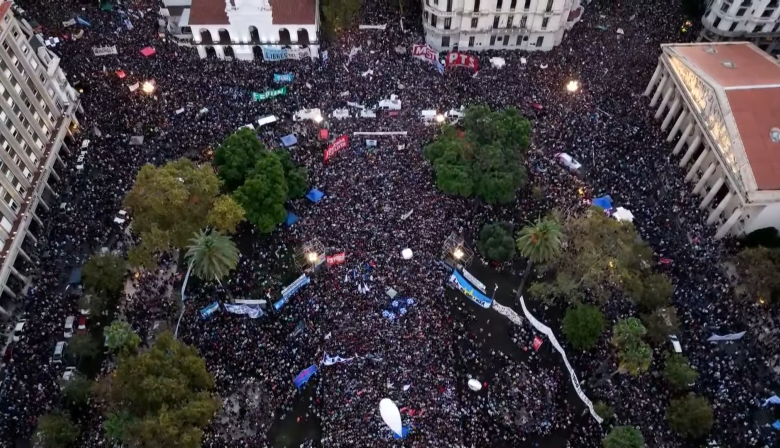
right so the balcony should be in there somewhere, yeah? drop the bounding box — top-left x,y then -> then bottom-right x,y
423,22 -> 462,35
484,26 -> 530,35
423,4 -> 460,17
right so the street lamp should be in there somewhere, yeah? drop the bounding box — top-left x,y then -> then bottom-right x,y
306,252 -> 319,263
314,115 -> 323,124
453,248 -> 464,260
566,80 -> 580,93
174,263 -> 193,339
435,114 -> 446,123
142,81 -> 156,94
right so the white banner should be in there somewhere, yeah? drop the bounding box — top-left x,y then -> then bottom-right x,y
224,303 -> 263,318
706,331 -> 746,342
62,19 -> 77,27
359,24 -> 387,30
518,296 -> 603,423
92,45 -> 118,56
322,352 -> 354,366
462,268 -> 486,293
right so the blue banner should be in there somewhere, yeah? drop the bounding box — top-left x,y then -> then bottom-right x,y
200,301 -> 220,319
275,274 -> 310,310
263,47 -> 287,61
448,271 -> 492,308
274,73 -> 294,83
293,364 -> 318,388
77,16 -> 91,26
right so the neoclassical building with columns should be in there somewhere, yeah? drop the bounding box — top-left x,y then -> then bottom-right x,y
645,41 -> 780,239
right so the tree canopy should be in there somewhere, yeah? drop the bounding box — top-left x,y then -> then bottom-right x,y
233,151 -> 289,233
663,352 -> 698,390
602,426 -> 645,448
516,216 -> 564,265
274,149 -> 309,199
69,333 -> 100,359
104,320 -> 142,356
732,246 -> 780,303
477,222 -> 515,262
423,106 -> 531,204
214,128 -> 265,192
82,252 -> 126,298
612,318 -> 653,376
624,272 -> 674,310
641,307 -> 680,344
124,158 -> 244,267
206,195 -> 246,234
186,230 -> 240,282
562,304 -> 605,351
321,0 -> 361,34
34,413 -> 79,448
96,332 -> 220,448
666,394 -> 714,438
62,374 -> 94,407
528,210 -> 654,304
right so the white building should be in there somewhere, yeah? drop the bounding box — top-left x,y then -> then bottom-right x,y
645,42 -> 780,239
699,0 -> 780,57
165,0 -> 319,61
0,3 -> 80,313
421,0 -> 584,53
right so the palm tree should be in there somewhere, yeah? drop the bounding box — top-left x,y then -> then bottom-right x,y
515,216 -> 563,300
185,230 -> 239,283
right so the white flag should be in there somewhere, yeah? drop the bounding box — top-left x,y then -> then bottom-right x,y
323,352 -> 353,366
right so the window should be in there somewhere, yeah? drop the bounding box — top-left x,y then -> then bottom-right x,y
1,41 -> 7,51
9,199 -> 18,213
524,0 -> 531,9
432,15 -> 437,26
424,11 -> 429,21
520,15 -> 527,27
434,0 -> 438,4
490,35 -> 497,45
471,17 -> 479,28
729,21 -> 738,31
469,36 -> 476,46
546,0 -> 553,12
442,36 -> 450,47
445,18 -> 452,29
713,17 -> 721,28
20,44 -> 28,56
536,36 -> 544,46
762,7 -> 773,17
493,16 -> 500,28
22,167 -> 31,180
542,17 -> 549,28
720,2 -> 730,12
516,35 -> 523,45
11,28 -> 18,40
503,35 -> 509,45
497,0 -> 503,9
38,72 -> 45,83
447,0 -> 453,12
737,7 -> 746,15
474,0 -> 480,11
510,0 -> 517,9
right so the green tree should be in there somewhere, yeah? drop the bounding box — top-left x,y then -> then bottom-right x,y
103,410 -> 134,442
124,159 -> 223,265
206,195 -> 245,234
214,128 -> 266,192
69,333 -> 100,359
186,230 -> 239,283
104,320 -> 142,356
234,152 -> 288,233
97,333 -> 220,448
322,0 -> 361,34
529,211 -> 653,304
664,353 -> 698,390
62,374 -> 94,407
640,307 -> 680,344
612,318 -> 646,348
274,149 -> 309,199
733,246 -> 780,303
594,401 -> 614,421
602,426 -> 645,448
516,216 -> 563,296
477,222 -> 515,262
562,304 -> 605,350
612,318 -> 652,376
82,252 -> 126,297
625,272 -> 674,310
33,413 -> 79,448
667,394 -> 714,438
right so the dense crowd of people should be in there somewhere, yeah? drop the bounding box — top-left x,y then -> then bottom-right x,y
0,0 -> 777,446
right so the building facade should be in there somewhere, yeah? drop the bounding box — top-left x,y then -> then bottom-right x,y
421,0 -> 584,53
0,3 -> 79,313
699,0 -> 780,57
645,42 -> 780,239
164,0 -> 319,61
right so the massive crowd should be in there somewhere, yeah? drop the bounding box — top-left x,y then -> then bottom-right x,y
0,0 -> 777,446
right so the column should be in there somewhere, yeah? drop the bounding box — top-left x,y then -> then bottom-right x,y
38,196 -> 50,211
17,247 -> 32,264
59,141 -> 70,156
715,207 -> 743,239
693,162 -> 717,194
56,153 -> 66,167
30,211 -> 43,227
197,46 -> 207,59
644,63 -> 663,96
215,46 -> 225,59
707,190 -> 734,225
655,86 -> 675,119
49,168 -> 60,182
662,97 -> 682,130
667,109 -> 688,142
650,73 -> 668,107
700,175 -> 725,210
2,284 -> 15,300
679,134 -> 701,167
24,230 -> 37,245
673,122 -> 695,155
10,266 -> 28,284
686,147 -> 710,181
0,303 -> 9,316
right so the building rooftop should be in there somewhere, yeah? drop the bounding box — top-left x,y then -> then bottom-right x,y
664,42 -> 780,194
271,0 -> 316,25
188,0 -> 230,26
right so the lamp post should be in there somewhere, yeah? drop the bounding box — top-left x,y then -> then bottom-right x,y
566,80 -> 580,93
491,283 -> 498,302
173,263 -> 193,339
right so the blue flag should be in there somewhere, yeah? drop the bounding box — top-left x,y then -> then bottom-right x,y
77,16 -> 91,26
293,365 -> 318,388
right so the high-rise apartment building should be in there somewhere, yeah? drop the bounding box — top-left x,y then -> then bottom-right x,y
700,0 -> 780,56
0,2 -> 80,314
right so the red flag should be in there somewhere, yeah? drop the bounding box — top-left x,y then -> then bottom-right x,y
324,135 -> 349,162
532,337 -> 543,351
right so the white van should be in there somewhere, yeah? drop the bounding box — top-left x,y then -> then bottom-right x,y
64,316 -> 75,339
446,106 -> 465,122
554,152 -> 582,172
669,335 -> 683,353
53,341 -> 66,363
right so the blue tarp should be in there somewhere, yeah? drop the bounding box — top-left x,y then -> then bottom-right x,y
285,211 -> 299,226
393,426 -> 411,439
281,134 -> 298,147
306,188 -> 325,203
773,420 -> 780,430
592,195 -> 613,211
68,268 -> 82,284
293,364 -> 318,388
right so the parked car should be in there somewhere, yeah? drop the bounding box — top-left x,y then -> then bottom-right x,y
12,320 -> 26,342
554,152 -> 582,172
77,316 -> 87,334
64,316 -> 75,339
669,335 -> 683,353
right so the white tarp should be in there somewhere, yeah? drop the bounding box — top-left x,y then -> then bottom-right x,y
257,115 -> 278,127
490,57 -> 506,68
707,331 -> 746,342
612,207 -> 634,223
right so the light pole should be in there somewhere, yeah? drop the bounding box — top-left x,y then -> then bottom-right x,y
491,283 -> 498,302
174,263 -> 193,339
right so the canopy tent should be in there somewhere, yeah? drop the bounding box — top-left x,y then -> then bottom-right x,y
140,46 -> 156,57
284,211 -> 299,227
68,267 -> 82,285
306,189 -> 324,203
592,195 -> 613,210
281,134 -> 298,147
613,207 -> 634,223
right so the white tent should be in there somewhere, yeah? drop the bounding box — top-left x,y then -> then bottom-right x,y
467,379 -> 482,391
613,207 -> 634,223
401,248 -> 413,259
489,57 -> 506,69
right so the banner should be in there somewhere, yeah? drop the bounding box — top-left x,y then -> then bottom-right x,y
92,45 -> 118,56
763,395 -> 780,407
252,86 -> 287,101
62,19 -> 77,27
274,274 -> 311,310
518,295 -> 603,423
293,364 -> 318,388
359,24 -> 387,30
462,268 -> 486,293
199,301 -> 220,319
326,252 -> 346,266
366,139 -> 378,147
532,336 -> 544,350
706,331 -> 746,342
224,303 -> 263,318
446,51 -> 478,71
324,135 -> 350,162
274,73 -> 294,83
323,353 -> 354,365
412,44 -> 438,64
262,46 -> 310,61
447,271 -> 492,308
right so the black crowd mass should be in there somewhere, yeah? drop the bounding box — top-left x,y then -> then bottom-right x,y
0,0 -> 777,447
